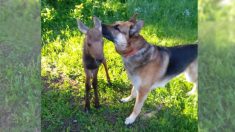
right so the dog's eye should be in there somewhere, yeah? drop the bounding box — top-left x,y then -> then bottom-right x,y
114,25 -> 120,31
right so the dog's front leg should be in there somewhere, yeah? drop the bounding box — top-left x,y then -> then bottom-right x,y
125,87 -> 149,125
121,85 -> 137,103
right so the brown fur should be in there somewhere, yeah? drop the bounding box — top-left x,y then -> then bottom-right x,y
84,29 -> 104,60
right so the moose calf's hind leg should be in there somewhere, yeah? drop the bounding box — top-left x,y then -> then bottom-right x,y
85,75 -> 91,112
92,69 -> 100,109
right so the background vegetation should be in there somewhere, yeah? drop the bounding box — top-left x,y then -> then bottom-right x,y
198,0 -> 235,131
0,0 -> 40,131
41,0 -> 198,131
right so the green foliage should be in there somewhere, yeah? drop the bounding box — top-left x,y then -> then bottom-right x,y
41,0 -> 198,131
199,0 -> 235,21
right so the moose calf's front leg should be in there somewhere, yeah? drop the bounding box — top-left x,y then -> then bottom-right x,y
125,88 -> 149,125
92,69 -> 100,108
85,75 -> 91,112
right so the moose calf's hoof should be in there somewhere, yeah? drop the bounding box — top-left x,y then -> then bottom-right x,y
84,106 -> 90,113
107,81 -> 112,86
94,104 -> 101,109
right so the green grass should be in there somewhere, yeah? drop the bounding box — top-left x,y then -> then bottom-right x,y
0,0 -> 40,131
198,1 -> 235,130
41,0 -> 198,131
199,22 -> 235,131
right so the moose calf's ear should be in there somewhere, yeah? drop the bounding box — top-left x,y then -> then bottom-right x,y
129,20 -> 144,36
93,16 -> 102,32
77,19 -> 89,34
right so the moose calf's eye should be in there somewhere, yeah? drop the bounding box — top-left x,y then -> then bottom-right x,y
88,43 -> 91,47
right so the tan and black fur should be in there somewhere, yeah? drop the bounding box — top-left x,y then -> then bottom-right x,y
77,17 -> 111,112
102,14 -> 198,125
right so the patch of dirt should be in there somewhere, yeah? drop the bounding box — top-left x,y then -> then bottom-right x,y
104,110 -> 117,125
0,107 -> 11,129
105,115 -> 117,125
69,95 -> 83,109
62,117 -> 81,132
142,104 -> 164,119
41,76 -> 53,93
42,70 -> 80,93
0,43 -> 13,58
41,72 -> 65,93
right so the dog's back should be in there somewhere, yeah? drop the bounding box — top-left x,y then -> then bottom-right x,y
161,44 -> 198,77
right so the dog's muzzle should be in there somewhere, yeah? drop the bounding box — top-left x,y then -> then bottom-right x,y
102,24 -> 114,42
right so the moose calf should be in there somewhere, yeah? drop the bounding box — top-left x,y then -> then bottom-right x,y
77,17 -> 111,111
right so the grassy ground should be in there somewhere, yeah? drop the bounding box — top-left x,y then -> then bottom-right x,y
199,22 -> 235,131
198,0 -> 235,131
0,0 -> 40,131
41,0 -> 198,131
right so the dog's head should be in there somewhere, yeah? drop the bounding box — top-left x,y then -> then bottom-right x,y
102,14 -> 144,56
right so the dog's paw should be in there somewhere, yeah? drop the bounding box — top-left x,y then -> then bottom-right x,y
187,90 -> 196,96
125,116 -> 136,125
187,85 -> 197,96
121,97 -> 131,103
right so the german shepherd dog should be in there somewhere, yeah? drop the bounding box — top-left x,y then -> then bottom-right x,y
102,14 -> 198,125
77,17 -> 111,111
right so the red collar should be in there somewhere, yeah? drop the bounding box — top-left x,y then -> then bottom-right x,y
123,48 -> 138,58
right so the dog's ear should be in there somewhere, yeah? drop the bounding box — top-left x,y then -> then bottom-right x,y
77,19 -> 89,34
93,16 -> 102,32
129,20 -> 144,36
129,13 -> 138,23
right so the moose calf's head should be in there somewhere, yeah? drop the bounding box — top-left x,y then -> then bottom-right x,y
77,17 -> 104,63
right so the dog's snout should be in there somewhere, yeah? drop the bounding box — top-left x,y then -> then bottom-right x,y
96,58 -> 103,63
102,24 -> 114,42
